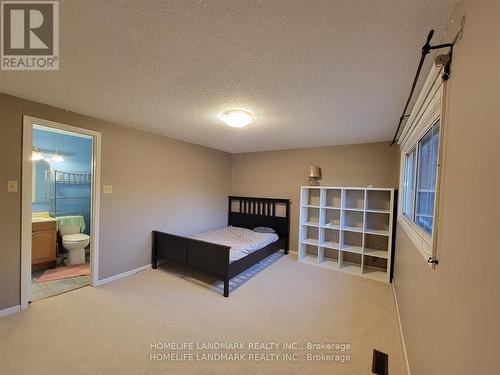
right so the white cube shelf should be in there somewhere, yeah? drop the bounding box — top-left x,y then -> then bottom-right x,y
298,186 -> 395,282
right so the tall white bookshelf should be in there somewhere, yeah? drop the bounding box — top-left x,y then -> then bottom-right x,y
298,186 -> 395,283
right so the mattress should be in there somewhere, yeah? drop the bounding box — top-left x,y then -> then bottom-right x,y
191,226 -> 279,263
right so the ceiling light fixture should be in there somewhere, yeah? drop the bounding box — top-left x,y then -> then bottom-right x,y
218,109 -> 253,128
31,146 -> 44,161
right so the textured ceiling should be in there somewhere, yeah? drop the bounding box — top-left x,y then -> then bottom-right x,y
0,0 -> 458,153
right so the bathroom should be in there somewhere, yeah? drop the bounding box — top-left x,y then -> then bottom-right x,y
31,125 -> 93,301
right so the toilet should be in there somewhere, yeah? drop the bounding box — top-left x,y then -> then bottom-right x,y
59,224 -> 90,265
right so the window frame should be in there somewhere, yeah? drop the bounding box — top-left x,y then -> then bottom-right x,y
397,65 -> 445,263
402,147 -> 416,220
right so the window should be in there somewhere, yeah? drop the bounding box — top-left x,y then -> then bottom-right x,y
415,122 -> 440,234
398,64 -> 443,261
401,121 -> 440,236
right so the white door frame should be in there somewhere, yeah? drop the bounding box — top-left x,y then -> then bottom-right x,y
21,116 -> 101,310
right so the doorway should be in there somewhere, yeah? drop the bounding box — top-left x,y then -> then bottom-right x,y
21,116 -> 101,309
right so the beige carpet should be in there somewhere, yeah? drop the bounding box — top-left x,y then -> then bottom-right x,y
0,255 -> 406,375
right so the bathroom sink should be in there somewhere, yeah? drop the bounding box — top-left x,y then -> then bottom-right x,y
32,212 -> 56,223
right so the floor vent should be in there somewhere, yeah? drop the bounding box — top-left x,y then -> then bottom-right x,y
372,349 -> 389,375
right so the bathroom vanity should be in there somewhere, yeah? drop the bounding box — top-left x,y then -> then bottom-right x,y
32,217 -> 57,270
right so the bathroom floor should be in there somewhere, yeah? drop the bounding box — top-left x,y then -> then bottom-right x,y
31,255 -> 91,302
31,273 -> 90,301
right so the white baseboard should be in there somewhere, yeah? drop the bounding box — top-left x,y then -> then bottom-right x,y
392,282 -> 411,375
0,305 -> 21,319
94,264 -> 151,287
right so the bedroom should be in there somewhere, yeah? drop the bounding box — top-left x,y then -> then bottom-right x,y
0,1 -> 499,374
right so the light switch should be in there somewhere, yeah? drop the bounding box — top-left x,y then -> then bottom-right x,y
103,185 -> 113,194
7,180 -> 18,192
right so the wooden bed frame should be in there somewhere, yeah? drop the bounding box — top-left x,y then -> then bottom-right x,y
152,196 -> 290,297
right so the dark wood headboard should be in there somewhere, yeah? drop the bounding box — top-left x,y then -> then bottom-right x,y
227,196 -> 291,250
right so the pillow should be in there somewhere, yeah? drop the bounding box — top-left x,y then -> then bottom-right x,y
253,226 -> 276,234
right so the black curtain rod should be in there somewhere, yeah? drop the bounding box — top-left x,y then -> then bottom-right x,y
390,29 -> 456,146
390,30 -> 435,146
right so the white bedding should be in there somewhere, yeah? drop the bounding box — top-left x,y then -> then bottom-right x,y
191,226 -> 279,263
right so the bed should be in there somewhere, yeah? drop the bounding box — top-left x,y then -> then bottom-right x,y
152,196 -> 290,297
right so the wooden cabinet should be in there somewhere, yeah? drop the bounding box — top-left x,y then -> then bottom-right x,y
32,221 -> 57,267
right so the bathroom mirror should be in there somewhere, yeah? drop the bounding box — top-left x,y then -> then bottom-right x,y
32,160 -> 52,204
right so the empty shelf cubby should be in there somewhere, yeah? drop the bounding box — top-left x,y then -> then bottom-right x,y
324,189 -> 342,208
362,255 -> 388,282
364,233 -> 389,258
341,231 -> 363,253
364,255 -> 387,271
306,188 -> 321,206
323,248 -> 339,261
302,226 -> 319,245
320,248 -> 339,269
303,207 -> 320,225
342,210 -> 364,231
366,190 -> 391,212
305,244 -> 318,257
321,228 -> 340,249
343,189 -> 365,209
299,244 -> 318,264
365,212 -> 390,235
340,252 -> 362,275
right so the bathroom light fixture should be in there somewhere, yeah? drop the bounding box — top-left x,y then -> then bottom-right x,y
31,146 -> 44,161
218,109 -> 253,128
51,152 -> 64,162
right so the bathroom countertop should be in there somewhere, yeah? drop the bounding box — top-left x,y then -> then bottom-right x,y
32,217 -> 57,223
32,212 -> 57,223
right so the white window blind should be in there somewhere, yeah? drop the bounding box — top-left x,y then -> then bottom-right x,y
397,65 -> 445,264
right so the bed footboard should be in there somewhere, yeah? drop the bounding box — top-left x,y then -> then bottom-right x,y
152,231 -> 232,296
152,231 -> 188,267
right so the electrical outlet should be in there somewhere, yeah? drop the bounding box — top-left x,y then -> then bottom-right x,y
7,180 -> 18,192
103,185 -> 113,194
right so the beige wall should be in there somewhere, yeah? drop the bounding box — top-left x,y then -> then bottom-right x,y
394,0 -> 500,374
2,5 -> 498,374
0,94 -> 231,310
231,143 -> 400,250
